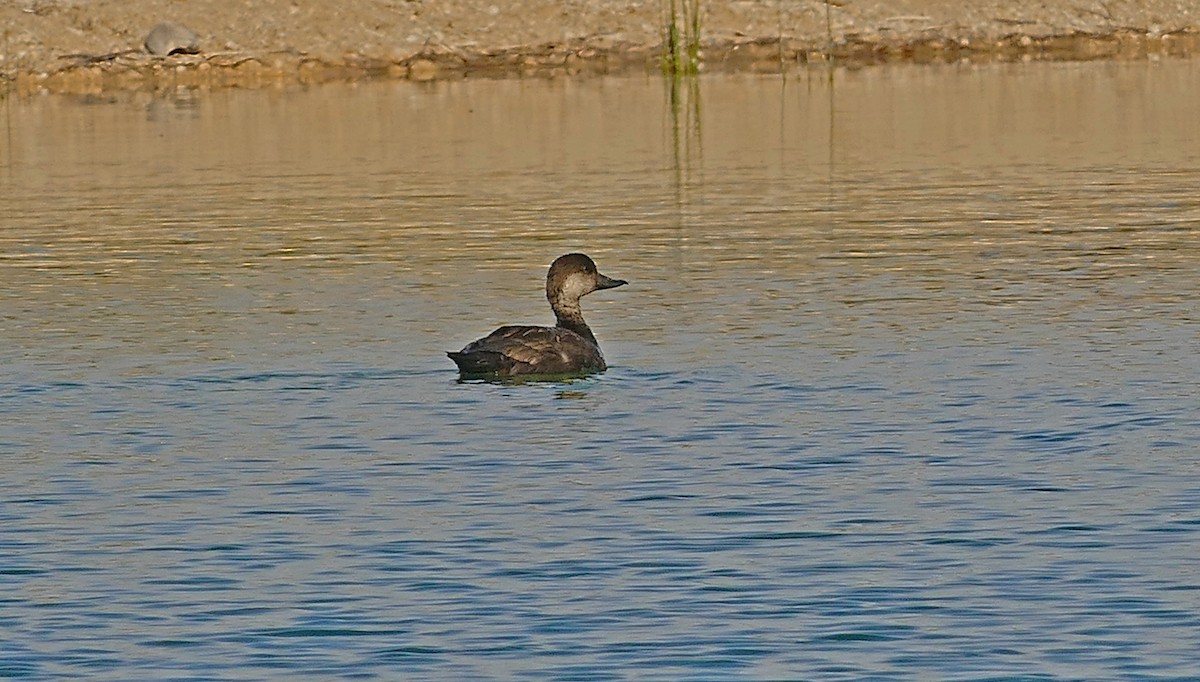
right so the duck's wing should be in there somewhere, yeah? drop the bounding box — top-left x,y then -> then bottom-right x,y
449,325 -> 603,376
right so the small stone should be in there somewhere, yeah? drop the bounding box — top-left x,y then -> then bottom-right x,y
408,59 -> 438,81
144,22 -> 201,56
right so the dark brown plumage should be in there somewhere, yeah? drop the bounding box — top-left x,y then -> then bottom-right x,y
448,253 -> 628,378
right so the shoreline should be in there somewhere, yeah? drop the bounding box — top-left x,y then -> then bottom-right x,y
9,31 -> 1199,97
3,1 -> 1198,95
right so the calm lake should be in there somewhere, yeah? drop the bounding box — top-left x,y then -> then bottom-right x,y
2,61 -> 1199,679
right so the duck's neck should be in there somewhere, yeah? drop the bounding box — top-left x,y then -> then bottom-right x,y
553,301 -> 598,346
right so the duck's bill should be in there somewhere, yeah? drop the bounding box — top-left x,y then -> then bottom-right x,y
596,274 -> 628,290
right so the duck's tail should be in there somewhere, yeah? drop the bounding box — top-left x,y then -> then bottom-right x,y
447,350 -> 514,376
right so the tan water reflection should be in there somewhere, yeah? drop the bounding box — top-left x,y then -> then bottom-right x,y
2,62 -> 1198,375
6,62 -> 1199,234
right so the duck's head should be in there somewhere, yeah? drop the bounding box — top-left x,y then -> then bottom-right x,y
546,253 -> 627,304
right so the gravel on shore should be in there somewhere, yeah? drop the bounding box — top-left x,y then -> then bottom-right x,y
2,0 -> 1198,94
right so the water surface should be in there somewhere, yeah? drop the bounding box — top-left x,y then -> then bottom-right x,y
2,62 -> 1199,679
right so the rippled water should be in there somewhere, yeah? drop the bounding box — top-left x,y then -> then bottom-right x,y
3,62 -> 1200,679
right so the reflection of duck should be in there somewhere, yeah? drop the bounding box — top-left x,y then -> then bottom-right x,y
448,253 -> 628,378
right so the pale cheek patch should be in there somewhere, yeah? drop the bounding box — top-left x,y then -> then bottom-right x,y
563,273 -> 593,299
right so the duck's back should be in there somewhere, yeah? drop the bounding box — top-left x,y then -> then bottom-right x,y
448,325 -> 606,377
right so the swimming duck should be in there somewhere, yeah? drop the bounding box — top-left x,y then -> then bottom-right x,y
448,253 -> 628,378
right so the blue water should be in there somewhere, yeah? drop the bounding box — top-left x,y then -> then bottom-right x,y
3,63 -> 1200,679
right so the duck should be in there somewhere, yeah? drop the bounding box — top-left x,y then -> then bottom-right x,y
448,253 -> 628,378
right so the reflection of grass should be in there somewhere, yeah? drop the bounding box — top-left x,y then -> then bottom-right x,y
661,0 -> 701,75
2,29 -> 9,98
666,74 -> 702,211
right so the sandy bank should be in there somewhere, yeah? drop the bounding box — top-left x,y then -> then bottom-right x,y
2,0 -> 1198,94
